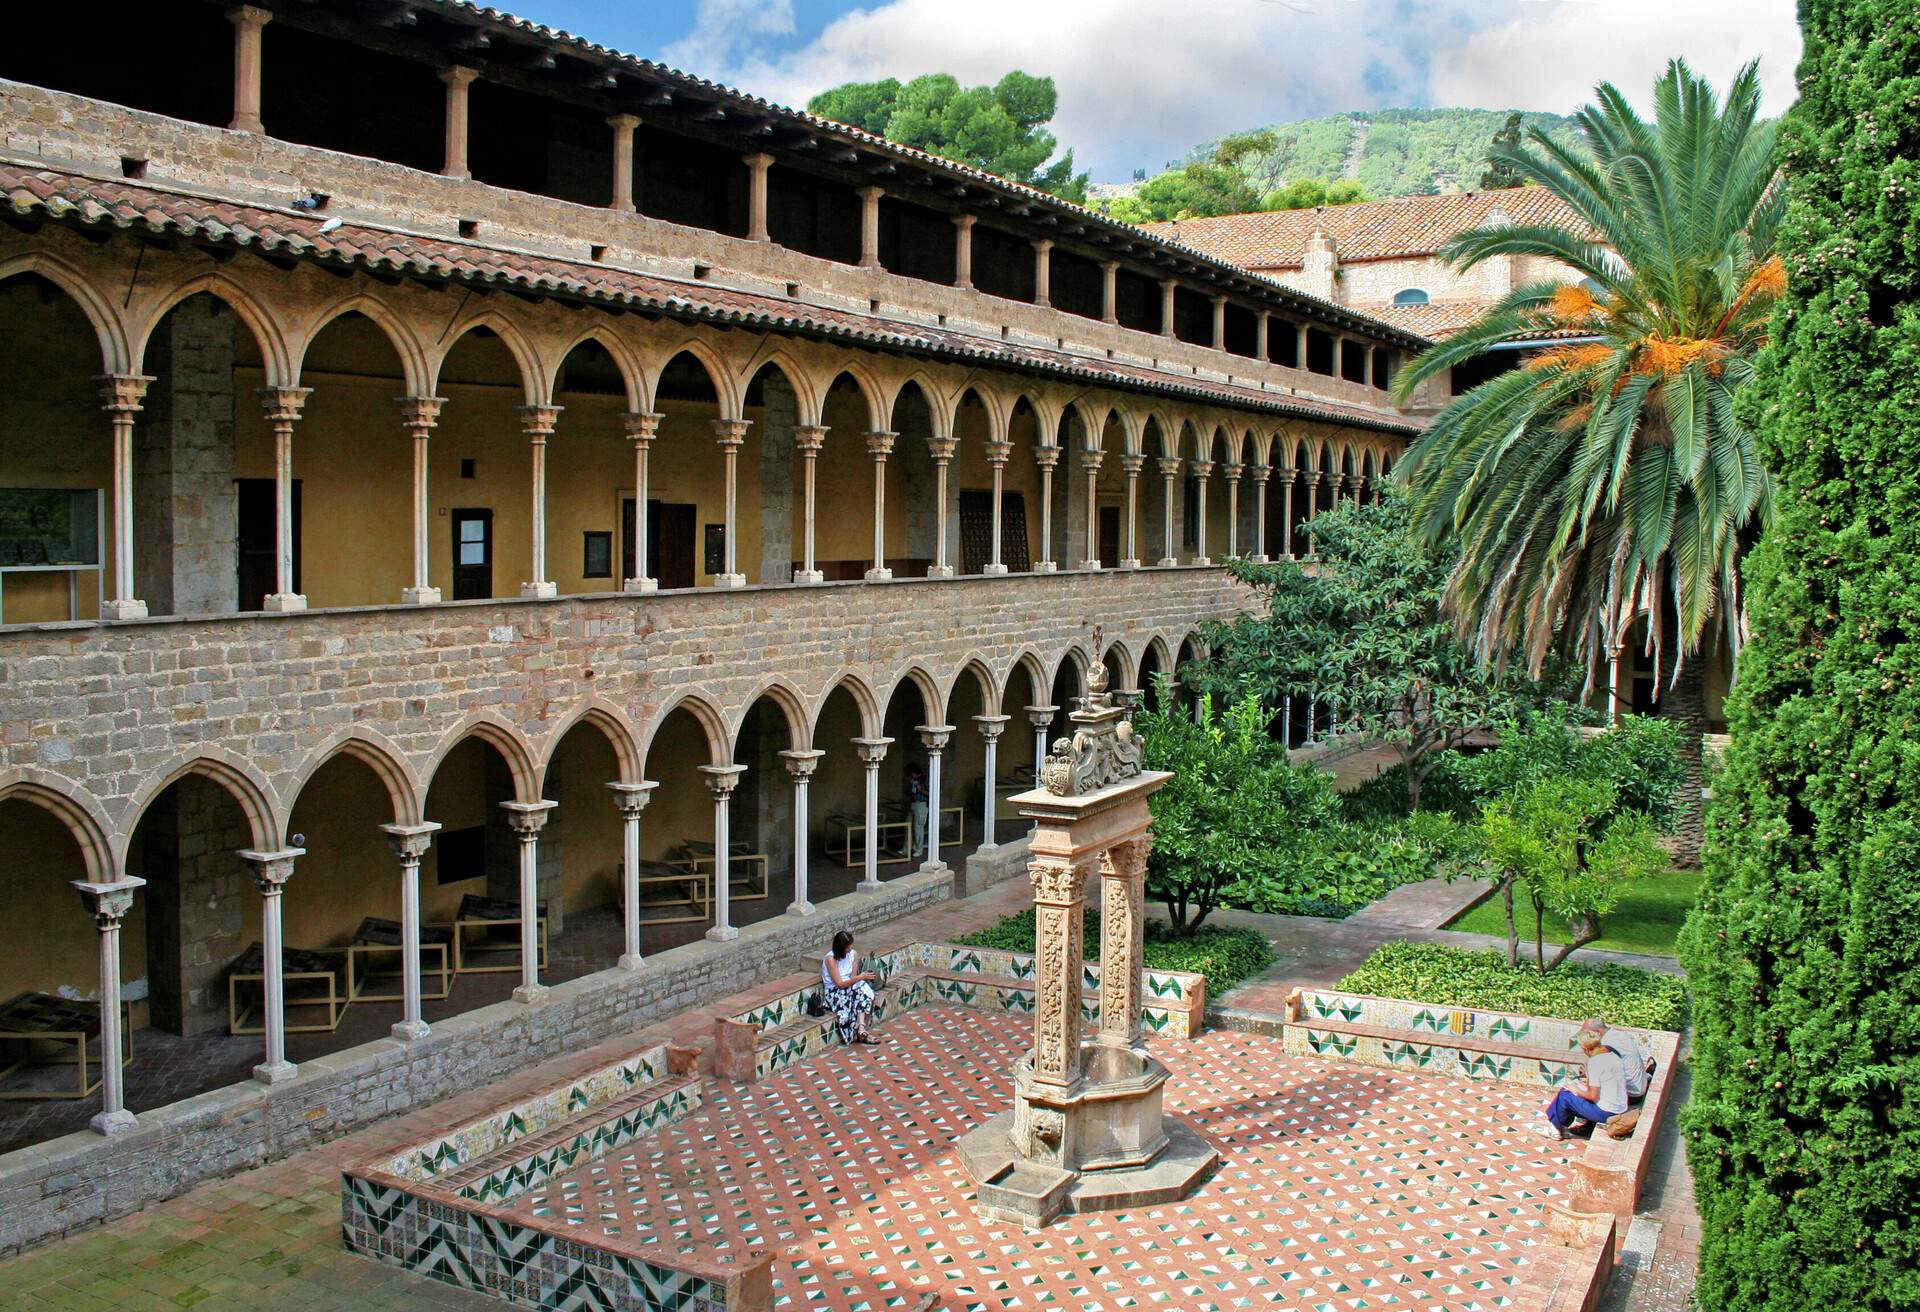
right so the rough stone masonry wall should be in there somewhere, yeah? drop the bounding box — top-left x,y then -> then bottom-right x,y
0,568 -> 1254,850
0,868 -> 950,1256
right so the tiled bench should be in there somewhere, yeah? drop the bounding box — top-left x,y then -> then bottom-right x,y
713,945 -> 928,1081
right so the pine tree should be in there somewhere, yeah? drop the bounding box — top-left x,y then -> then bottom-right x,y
1477,112 -> 1524,189
1678,5 -> 1920,1308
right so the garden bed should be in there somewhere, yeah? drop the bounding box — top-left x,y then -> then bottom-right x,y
953,909 -> 1275,997
1337,941 -> 1688,1031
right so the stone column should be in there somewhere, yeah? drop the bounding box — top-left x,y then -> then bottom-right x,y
380,823 -> 439,1039
1100,261 -> 1119,324
440,67 -> 478,179
927,436 -> 957,577
953,215 -> 975,289
1221,462 -> 1242,558
1078,448 -> 1104,571
700,766 -> 744,940
1097,837 -> 1151,1050
227,5 -> 271,134
1032,239 -> 1053,308
239,847 -> 302,1083
1027,857 -> 1091,1089
1281,693 -> 1292,750
519,404 -> 561,598
1190,459 -> 1214,565
780,750 -> 823,914
1160,279 -> 1177,338
1304,470 -> 1320,558
1120,454 -> 1144,569
865,430 -> 896,581
1306,690 -> 1317,745
1250,465 -> 1271,562
1255,311 -> 1269,361
258,386 -> 311,611
623,411 -> 661,592
711,418 -> 749,587
608,113 -> 639,211
744,153 -> 773,242
983,440 -> 1011,574
793,425 -> 826,583
856,187 -> 883,268
1157,456 -> 1180,567
917,725 -> 953,871
1035,445 -> 1060,573
1210,295 -> 1227,351
608,782 -> 655,969
1280,465 -> 1296,559
852,737 -> 891,891
1329,472 -> 1346,519
100,374 -> 154,620
1025,705 -> 1057,788
499,800 -> 556,1001
72,877 -> 143,1135
398,396 -> 445,603
1295,322 -> 1309,369
974,715 -> 1009,850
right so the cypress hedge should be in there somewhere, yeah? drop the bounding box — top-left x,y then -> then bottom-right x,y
1678,4 -> 1920,1308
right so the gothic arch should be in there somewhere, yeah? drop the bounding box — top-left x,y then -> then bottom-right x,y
292,293 -> 429,395
1001,649 -> 1050,711
122,750 -> 280,853
730,677 -> 811,752
814,672 -> 882,741
535,701 -> 642,787
740,349 -> 825,427
950,657 -> 1000,719
0,770 -> 118,883
0,254 -> 132,374
821,361 -> 888,433
284,729 -> 422,827
643,689 -> 731,767
134,272 -> 293,386
421,711 -> 541,804
880,663 -> 944,722
430,312 -> 544,406
547,324 -> 644,412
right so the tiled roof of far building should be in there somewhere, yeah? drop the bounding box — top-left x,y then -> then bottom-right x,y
1141,189 -> 1591,271
0,165 -> 1424,437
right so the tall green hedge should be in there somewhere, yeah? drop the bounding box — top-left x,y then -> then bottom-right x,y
1678,6 -> 1920,1308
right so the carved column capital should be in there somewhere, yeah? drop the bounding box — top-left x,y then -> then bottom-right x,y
711,417 -> 751,448
440,64 -> 479,90
621,410 -> 663,444
1220,461 -> 1243,481
607,781 -> 657,817
698,764 -> 745,798
984,439 -> 1013,466
780,748 -> 824,780
99,373 -> 154,414
1025,704 -> 1059,731
1190,459 -> 1215,479
793,424 -> 828,454
1119,453 -> 1146,476
973,713 -> 1010,741
926,436 -> 958,465
240,847 -> 304,894
1079,448 -> 1105,474
1251,463 -> 1273,484
382,821 -> 441,861
916,723 -> 954,753
1034,444 -> 1062,472
865,429 -> 898,460
1028,857 -> 1090,907
72,877 -> 144,928
257,386 -> 312,427
1157,456 -> 1183,478
852,735 -> 893,767
518,403 -> 562,439
500,799 -> 556,835
396,395 -> 446,434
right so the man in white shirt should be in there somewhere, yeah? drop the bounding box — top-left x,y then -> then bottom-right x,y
1542,1030 -> 1630,1139
1581,1016 -> 1655,1102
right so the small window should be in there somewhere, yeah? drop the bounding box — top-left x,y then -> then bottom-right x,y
1392,288 -> 1430,306
582,531 -> 613,578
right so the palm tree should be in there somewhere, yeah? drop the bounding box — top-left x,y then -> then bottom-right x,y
1392,59 -> 1784,852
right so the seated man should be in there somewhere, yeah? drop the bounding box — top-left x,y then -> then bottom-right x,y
1542,1029 -> 1629,1140
1581,1016 -> 1656,1103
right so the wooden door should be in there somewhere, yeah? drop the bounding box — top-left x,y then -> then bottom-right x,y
235,477 -> 298,611
1098,505 -> 1121,568
450,508 -> 492,601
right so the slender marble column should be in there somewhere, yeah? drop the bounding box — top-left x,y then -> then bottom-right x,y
72,877 -> 144,1135
865,430 -> 896,581
780,750 -> 823,914
440,67 -> 478,179
258,387 -> 312,611
381,823 -> 440,1038
99,374 -> 153,619
398,396 -> 446,603
1097,838 -> 1151,1050
852,737 -> 892,891
743,153 -> 773,242
1190,459 -> 1215,566
927,437 -> 957,577
608,782 -> 655,969
711,418 -> 750,587
519,404 -> 561,598
1025,705 -> 1057,788
1221,462 -> 1243,559
1079,449 -> 1104,571
983,439 -> 1011,574
1250,465 -> 1271,563
857,187 -> 883,267
1157,456 -> 1180,567
608,113 -> 639,211
623,411 -> 661,592
1282,694 -> 1293,750
1034,445 -> 1060,572
1280,465 -> 1296,559
699,766 -> 745,940
917,725 -> 953,870
500,800 -> 556,1001
1305,471 -> 1321,558
793,425 -> 826,583
240,847 -> 303,1083
1120,454 -> 1144,568
973,714 -> 1009,850
227,6 -> 271,134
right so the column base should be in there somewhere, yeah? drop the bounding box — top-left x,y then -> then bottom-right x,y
705,924 -> 741,943
857,879 -> 885,894
1191,557 -> 1214,568
100,598 -> 148,621
864,567 -> 893,582
512,982 -> 550,1003
618,953 -> 647,971
713,573 -> 747,589
792,569 -> 824,585
623,576 -> 658,594
1079,560 -> 1102,572
90,1107 -> 138,1136
263,592 -> 308,612
1120,558 -> 1142,571
1035,561 -> 1058,574
254,1059 -> 298,1085
1248,553 -> 1270,564
927,565 -> 956,579
1156,557 -> 1178,568
983,563 -> 1009,576
918,859 -> 948,876
401,586 -> 442,605
519,581 -> 558,599
390,1019 -> 430,1041
786,900 -> 817,917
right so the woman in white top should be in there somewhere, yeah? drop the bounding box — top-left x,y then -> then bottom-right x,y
821,930 -> 883,1045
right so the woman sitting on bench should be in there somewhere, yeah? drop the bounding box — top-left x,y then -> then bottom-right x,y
822,930 -> 883,1046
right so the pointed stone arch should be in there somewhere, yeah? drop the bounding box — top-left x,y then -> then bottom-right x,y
814,671 -> 882,742
431,312 -> 544,406
731,677 -> 811,752
0,770 -> 118,882
535,701 -> 642,788
740,348 -> 825,427
422,711 -> 541,804
643,689 -> 731,768
134,272 -> 293,386
293,293 -> 430,396
950,657 -> 1001,719
122,750 -> 281,853
284,729 -> 422,828
0,253 -> 132,374
645,338 -> 743,419
547,324 -> 644,412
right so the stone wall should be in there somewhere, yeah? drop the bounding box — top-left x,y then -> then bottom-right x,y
134,296 -> 238,618
0,868 -> 951,1256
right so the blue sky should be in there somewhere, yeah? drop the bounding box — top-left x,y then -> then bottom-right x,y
503,1 -> 1800,181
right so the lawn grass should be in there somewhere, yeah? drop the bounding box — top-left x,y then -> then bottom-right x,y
1443,871 -> 1704,957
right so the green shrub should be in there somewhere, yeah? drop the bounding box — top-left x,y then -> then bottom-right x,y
1337,941 -> 1687,1031
953,909 -> 1275,996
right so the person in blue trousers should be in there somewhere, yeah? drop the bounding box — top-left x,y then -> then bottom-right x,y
1542,1028 -> 1629,1139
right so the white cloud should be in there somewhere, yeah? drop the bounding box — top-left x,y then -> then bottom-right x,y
663,0 -> 798,76
695,0 -> 1801,180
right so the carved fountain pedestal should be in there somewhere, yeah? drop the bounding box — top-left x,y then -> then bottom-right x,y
956,666 -> 1218,1228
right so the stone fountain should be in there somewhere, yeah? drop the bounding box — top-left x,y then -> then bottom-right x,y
955,662 -> 1218,1227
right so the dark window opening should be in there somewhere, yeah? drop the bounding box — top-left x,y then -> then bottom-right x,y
1269,321 -> 1301,368
1222,304 -> 1259,358
1305,328 -> 1336,375
1340,339 -> 1368,383
875,197 -> 956,284
0,8 -> 231,129
1049,249 -> 1103,320
1114,269 -> 1160,334
1450,351 -> 1521,395
1374,350 -> 1397,390
767,168 -> 861,265
1182,477 -> 1200,548
469,78 -> 608,206
1172,287 -> 1212,346
582,531 -> 612,578
260,25 -> 439,173
971,224 -> 1036,303
638,127 -> 744,236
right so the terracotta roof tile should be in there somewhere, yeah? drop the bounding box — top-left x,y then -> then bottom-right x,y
0,164 -> 1424,437
1140,189 -> 1591,270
